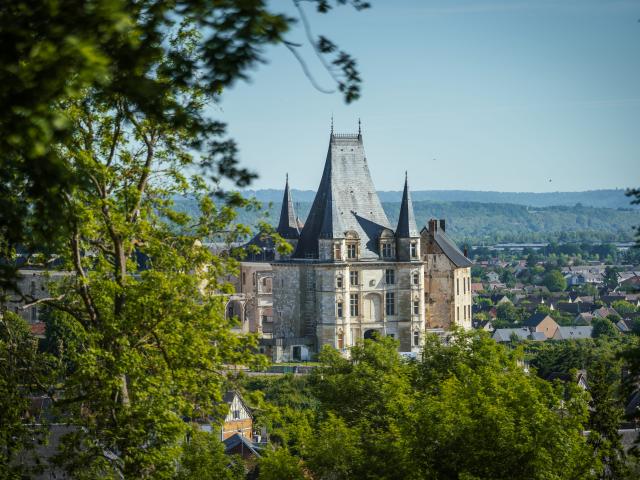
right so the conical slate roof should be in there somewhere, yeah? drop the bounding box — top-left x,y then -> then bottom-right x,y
276,174 -> 300,239
294,129 -> 391,259
396,172 -> 419,237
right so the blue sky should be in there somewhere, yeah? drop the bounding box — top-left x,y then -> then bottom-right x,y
217,0 -> 640,192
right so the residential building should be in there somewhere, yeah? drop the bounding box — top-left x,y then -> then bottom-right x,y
522,312 -> 559,339
552,326 -> 593,340
220,391 -> 253,441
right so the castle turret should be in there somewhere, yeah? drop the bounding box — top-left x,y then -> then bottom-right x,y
395,172 -> 420,261
276,174 -> 300,240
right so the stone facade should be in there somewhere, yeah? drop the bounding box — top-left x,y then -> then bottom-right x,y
421,220 -> 473,330
1,269 -> 71,337
267,127 -> 471,362
225,262 -> 274,340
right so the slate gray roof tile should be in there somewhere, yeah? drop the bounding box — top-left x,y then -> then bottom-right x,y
294,132 -> 391,259
396,173 -> 419,238
276,174 -> 300,240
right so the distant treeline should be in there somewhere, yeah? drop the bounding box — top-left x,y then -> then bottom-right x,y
174,196 -> 640,245
241,188 -> 638,209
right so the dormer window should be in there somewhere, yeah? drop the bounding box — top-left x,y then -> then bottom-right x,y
347,243 -> 357,259
382,243 -> 393,258
410,242 -> 418,259
334,243 -> 342,260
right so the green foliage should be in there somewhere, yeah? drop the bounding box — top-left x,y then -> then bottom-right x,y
176,428 -> 244,480
0,312 -> 58,477
593,318 -> 620,339
612,300 -> 637,316
1,0 -> 367,288
494,302 -> 524,327
587,356 -> 629,479
527,334 -> 635,480
304,413 -> 362,480
219,198 -> 640,245
544,270 -> 567,292
258,448 -> 306,480
7,25 -> 279,476
246,332 -> 599,480
603,267 -> 620,292
411,337 -> 592,479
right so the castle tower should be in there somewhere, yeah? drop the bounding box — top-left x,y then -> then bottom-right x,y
275,174 -> 300,257
395,172 -> 420,262
271,121 -> 428,361
294,125 -> 391,260
276,174 -> 300,240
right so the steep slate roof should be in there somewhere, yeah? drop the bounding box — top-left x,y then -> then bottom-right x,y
294,130 -> 392,259
396,173 -> 419,237
276,174 -> 300,240
523,312 -> 552,328
425,227 -> 473,268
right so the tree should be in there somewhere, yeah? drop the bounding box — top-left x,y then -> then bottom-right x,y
526,252 -> 541,268
176,428 -> 244,480
410,332 -> 595,479
258,448 -> 306,480
543,270 -> 567,292
19,27 -> 281,477
249,332 -> 598,479
612,300 -> 637,316
603,267 -> 620,293
304,413 -> 363,480
0,0 -> 368,289
588,356 -> 629,479
0,312 -> 58,477
592,318 -> 620,339
496,302 -> 520,324
308,337 -> 415,479
500,269 -> 516,288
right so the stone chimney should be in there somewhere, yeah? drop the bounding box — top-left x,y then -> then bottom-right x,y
439,219 -> 446,232
464,246 -> 468,258
428,218 -> 438,234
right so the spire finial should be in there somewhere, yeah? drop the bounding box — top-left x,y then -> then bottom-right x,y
286,172 -> 289,185
358,118 -> 362,136
330,115 -> 334,135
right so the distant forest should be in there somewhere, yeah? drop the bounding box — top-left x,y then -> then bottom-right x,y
174,195 -> 640,245
242,188 -> 638,209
